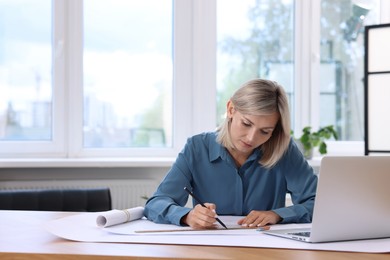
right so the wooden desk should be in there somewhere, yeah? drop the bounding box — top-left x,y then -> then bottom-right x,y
0,210 -> 388,260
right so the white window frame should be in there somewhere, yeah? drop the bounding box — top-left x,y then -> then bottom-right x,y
66,0 -> 216,159
0,0 -> 67,158
1,0 -> 390,162
300,0 -> 390,157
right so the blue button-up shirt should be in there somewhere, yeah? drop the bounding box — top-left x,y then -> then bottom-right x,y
144,132 -> 317,226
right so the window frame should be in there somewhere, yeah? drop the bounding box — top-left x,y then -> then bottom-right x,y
0,0 -> 67,158
68,0 -> 216,158
1,0 -> 390,161
302,0 -> 390,157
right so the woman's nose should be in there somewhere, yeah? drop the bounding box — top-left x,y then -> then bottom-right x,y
246,129 -> 257,142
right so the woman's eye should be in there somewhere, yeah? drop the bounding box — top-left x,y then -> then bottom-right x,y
261,130 -> 271,135
242,121 -> 251,127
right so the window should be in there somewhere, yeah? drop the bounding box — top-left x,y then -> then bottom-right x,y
0,0 -> 389,161
216,0 -> 386,157
319,0 -> 380,141
0,1 -> 52,141
216,0 -> 295,127
83,0 -> 173,149
0,0 -> 181,158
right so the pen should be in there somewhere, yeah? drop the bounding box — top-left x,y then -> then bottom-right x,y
184,186 -> 228,229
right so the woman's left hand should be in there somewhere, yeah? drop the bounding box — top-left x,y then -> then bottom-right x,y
237,210 -> 282,227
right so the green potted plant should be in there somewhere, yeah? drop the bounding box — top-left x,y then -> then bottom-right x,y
293,125 -> 338,159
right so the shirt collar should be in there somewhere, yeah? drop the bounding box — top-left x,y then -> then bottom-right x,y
209,134 -> 224,162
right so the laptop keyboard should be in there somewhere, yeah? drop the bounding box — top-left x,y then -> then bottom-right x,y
287,231 -> 311,237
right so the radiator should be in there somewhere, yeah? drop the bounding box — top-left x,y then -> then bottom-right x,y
0,179 -> 158,210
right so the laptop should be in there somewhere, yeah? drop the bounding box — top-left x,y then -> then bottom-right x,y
263,156 -> 390,243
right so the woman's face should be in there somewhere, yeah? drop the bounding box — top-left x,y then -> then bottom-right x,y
227,100 -> 280,155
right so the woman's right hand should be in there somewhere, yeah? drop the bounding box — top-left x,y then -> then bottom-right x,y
181,203 -> 218,229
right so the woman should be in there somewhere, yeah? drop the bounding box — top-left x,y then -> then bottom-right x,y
144,79 -> 317,229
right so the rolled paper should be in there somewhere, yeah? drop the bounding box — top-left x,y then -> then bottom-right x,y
96,206 -> 144,227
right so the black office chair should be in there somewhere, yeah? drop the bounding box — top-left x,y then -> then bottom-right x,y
0,188 -> 112,212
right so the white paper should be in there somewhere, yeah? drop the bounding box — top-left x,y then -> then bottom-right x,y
105,215 -> 255,235
96,207 -> 144,227
45,212 -> 390,253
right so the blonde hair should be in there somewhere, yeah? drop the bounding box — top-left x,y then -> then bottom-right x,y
216,79 -> 291,168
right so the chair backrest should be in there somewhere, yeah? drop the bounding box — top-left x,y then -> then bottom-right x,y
0,188 -> 112,212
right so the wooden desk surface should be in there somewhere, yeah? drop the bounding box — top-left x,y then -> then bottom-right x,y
0,210 -> 388,260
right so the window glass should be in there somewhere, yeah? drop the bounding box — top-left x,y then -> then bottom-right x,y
320,0 -> 380,140
216,0 -> 295,126
83,0 -> 173,148
0,0 -> 52,140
